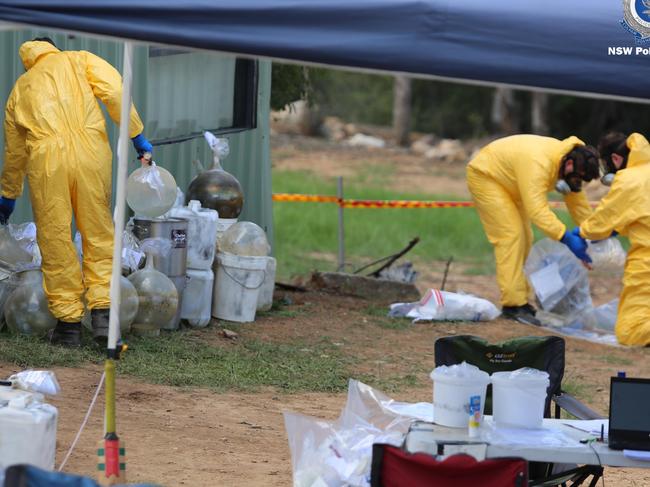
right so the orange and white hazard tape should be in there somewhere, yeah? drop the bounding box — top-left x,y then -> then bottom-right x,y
271,193 -> 597,209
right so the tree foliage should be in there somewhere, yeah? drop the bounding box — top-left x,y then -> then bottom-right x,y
270,62 -> 650,142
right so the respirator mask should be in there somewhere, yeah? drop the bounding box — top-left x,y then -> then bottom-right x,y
555,146 -> 600,195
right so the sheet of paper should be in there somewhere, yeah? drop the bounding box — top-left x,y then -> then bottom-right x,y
624,449 -> 650,461
529,262 -> 564,303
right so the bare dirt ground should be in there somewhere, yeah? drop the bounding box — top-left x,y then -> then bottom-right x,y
2,134 -> 648,486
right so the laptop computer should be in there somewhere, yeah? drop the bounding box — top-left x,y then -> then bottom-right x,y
608,377 -> 650,451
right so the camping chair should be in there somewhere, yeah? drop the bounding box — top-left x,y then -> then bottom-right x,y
370,443 -> 527,487
434,335 -> 605,487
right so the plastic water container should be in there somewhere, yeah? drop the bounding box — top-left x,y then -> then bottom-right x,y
181,268 -> 214,328
257,257 -> 277,312
169,200 -> 219,270
491,368 -> 550,429
213,251 -> 267,322
430,362 -> 490,428
0,386 -> 57,470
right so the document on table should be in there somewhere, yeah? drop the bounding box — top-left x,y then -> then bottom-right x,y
561,419 -> 608,440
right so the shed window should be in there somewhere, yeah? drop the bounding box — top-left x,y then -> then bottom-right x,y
146,47 -> 258,144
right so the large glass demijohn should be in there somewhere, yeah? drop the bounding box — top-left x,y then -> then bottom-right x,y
127,254 -> 179,336
5,270 -> 56,336
186,134 -> 244,219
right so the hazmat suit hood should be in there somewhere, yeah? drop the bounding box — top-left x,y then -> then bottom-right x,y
19,41 -> 59,70
551,136 -> 584,183
625,133 -> 650,169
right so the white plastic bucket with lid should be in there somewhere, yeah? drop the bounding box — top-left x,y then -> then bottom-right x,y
491,368 -> 550,429
256,257 -> 277,312
430,362 -> 490,428
213,251 -> 267,322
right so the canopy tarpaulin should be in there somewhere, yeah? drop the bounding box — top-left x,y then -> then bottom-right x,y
0,0 -> 647,102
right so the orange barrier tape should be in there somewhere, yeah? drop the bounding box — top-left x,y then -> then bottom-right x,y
271,193 -> 597,209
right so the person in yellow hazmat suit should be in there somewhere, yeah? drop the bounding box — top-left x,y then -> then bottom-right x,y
0,38 -> 152,347
569,132 -> 650,346
467,135 -> 600,326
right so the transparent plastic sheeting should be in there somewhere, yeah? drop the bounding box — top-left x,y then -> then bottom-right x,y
284,380 -> 433,487
389,289 -> 500,322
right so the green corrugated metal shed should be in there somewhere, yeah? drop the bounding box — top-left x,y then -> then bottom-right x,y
0,29 -> 273,247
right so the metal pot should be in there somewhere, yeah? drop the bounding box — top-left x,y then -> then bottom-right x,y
186,168 -> 244,219
132,217 -> 188,277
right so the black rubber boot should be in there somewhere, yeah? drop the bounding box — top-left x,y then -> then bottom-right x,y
502,304 -> 542,326
50,321 -> 82,347
91,308 -> 110,346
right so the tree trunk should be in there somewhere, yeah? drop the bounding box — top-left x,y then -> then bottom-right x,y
491,87 -> 519,135
393,75 -> 412,146
531,92 -> 549,135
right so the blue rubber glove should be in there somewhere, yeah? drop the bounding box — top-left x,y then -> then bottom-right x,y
131,133 -> 153,157
561,228 -> 592,264
0,197 -> 15,225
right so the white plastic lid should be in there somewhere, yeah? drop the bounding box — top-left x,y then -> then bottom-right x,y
491,367 -> 550,386
430,361 -> 490,384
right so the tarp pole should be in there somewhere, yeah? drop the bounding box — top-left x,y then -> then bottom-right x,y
107,41 -> 134,353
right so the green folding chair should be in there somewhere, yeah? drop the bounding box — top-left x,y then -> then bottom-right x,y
435,335 -> 604,487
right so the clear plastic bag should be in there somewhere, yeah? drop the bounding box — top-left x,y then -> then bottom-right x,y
121,222 -> 145,273
7,223 -> 40,266
587,238 -> 626,271
568,299 -> 618,332
389,289 -> 500,322
8,370 -> 61,396
525,238 -> 592,317
0,226 -> 32,267
285,380 -> 433,487
126,161 -> 178,218
204,131 -> 230,160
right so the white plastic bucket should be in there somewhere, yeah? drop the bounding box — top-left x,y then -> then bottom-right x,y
491,369 -> 550,429
430,364 -> 490,428
213,251 -> 267,322
181,268 -> 214,327
257,257 -> 277,312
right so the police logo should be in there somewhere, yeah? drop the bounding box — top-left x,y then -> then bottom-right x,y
622,0 -> 650,42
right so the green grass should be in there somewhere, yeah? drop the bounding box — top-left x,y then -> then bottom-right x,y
600,354 -> 634,366
273,169 -> 496,280
0,325 -> 423,392
272,169 -> 581,281
362,305 -> 411,330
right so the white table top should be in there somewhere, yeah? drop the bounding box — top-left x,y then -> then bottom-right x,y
404,418 -> 650,468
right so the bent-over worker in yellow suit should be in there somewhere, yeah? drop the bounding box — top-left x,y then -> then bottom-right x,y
574,132 -> 650,346
467,135 -> 599,326
0,38 -> 153,347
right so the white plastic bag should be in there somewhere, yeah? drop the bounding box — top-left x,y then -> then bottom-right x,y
389,289 -> 500,322
568,299 -> 618,332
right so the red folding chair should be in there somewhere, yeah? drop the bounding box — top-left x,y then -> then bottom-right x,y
370,443 -> 528,487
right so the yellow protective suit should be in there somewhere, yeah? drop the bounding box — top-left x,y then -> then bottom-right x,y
579,133 -> 650,346
1,41 -> 144,322
466,135 -> 592,307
